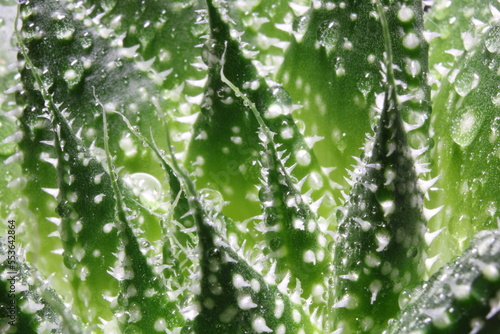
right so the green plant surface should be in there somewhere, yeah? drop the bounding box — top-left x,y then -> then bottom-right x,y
0,0 -> 499,333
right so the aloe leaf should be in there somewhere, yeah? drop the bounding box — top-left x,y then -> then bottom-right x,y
100,106 -> 184,332
16,1 -> 187,328
386,229 -> 500,333
0,1 -> 23,227
82,0 -> 207,156
187,0 -> 335,225
221,0 -> 301,74
15,0 -> 166,296
331,2 -> 428,332
218,69 -> 331,316
425,0 -> 499,70
0,241 -> 83,333
279,0 -> 431,199
158,139 -> 324,334
428,14 -> 500,270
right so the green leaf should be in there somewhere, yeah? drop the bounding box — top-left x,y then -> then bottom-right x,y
331,2 -> 428,332
187,0 -> 335,227
0,240 -> 83,333
161,140 -> 324,334
428,16 -> 500,270
387,229 -> 500,333
279,0 -> 431,200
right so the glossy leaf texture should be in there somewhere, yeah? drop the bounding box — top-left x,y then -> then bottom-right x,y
186,0 -> 336,226
0,239 -> 83,334
279,0 -> 431,197
0,0 -> 498,333
386,229 -> 500,333
427,2 -> 500,271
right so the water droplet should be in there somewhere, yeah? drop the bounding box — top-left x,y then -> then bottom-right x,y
485,26 -> 500,53
55,23 -> 75,40
454,68 -> 480,97
450,107 -> 484,147
63,252 -> 77,269
124,173 -> 164,209
199,188 -> 225,212
293,14 -> 311,42
319,20 -> 340,53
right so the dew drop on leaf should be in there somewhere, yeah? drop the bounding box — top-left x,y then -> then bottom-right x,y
450,107 -> 483,147
124,173 -> 164,209
485,26 -> 500,53
454,68 -> 480,97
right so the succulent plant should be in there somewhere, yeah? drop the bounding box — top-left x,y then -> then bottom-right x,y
0,0 -> 499,333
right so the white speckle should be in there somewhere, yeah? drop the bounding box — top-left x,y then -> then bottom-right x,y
252,317 -> 272,333
276,324 -> 286,334
274,299 -> 285,319
119,136 -> 137,157
232,274 -> 250,289
280,127 -> 294,139
343,39 -> 353,50
340,272 -> 359,281
365,253 -> 381,267
361,317 -> 375,331
307,220 -> 316,233
266,104 -> 284,119
203,298 -> 215,309
219,306 -> 238,323
353,217 -> 372,231
369,280 -> 382,304
21,298 -> 44,314
293,219 -> 305,230
292,309 -> 301,323
251,279 -> 261,293
381,200 -> 395,217
295,149 -> 311,166
461,31 -> 477,51
303,250 -> 316,264
154,318 -> 167,331
238,295 -> 258,310
72,220 -> 83,234
64,69 -> 77,81
94,193 -> 106,204
405,59 -> 421,77
308,172 -> 323,189
398,7 -> 414,22
333,294 -> 358,309
103,223 -> 114,233
231,136 -> 242,145
423,307 -> 451,329
487,290 -> 500,319
403,33 -> 420,50
375,230 -> 391,252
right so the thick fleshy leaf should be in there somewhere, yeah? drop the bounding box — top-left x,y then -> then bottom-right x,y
386,229 -> 500,333
426,0 -> 499,70
428,14 -> 500,270
331,2 -> 428,332
160,144 -> 324,334
187,0 -> 335,226
279,0 -> 431,200
15,0 -> 169,302
0,240 -> 83,333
